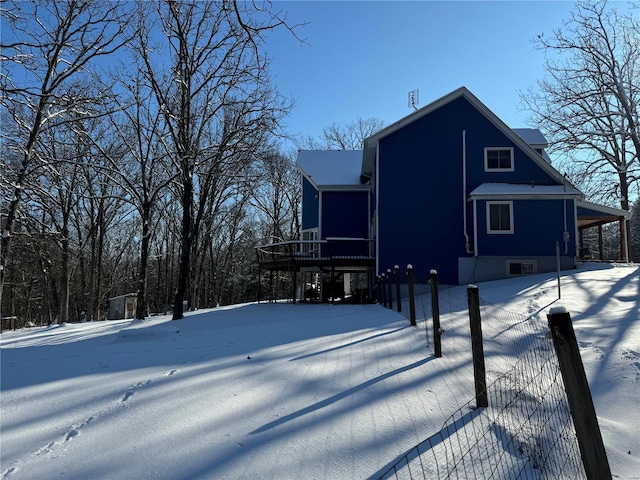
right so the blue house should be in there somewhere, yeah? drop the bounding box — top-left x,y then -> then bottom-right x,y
257,87 -> 630,300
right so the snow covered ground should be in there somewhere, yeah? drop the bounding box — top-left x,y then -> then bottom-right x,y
1,262 -> 638,479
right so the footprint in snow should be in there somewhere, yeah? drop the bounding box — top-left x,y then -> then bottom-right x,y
122,380 -> 151,403
64,416 -> 94,443
31,415 -> 95,461
3,466 -> 18,477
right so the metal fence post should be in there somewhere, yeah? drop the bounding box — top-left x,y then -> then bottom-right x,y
257,265 -> 261,303
381,273 -> 387,308
291,269 -> 297,304
547,307 -> 612,480
430,269 -> 442,358
386,268 -> 393,310
394,265 -> 401,313
406,264 -> 416,326
467,284 -> 488,408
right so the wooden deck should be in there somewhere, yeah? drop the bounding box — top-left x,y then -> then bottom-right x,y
255,239 -> 375,271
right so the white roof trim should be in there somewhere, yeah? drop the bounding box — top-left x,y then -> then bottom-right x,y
469,183 -> 583,200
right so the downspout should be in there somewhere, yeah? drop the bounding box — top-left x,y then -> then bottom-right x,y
318,190 -> 323,242
573,200 -> 579,263
375,143 -> 380,276
462,130 -> 473,254
473,199 -> 478,256
318,190 -> 324,302
563,198 -> 568,255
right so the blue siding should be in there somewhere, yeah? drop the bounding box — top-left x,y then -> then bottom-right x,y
302,177 -> 319,230
476,199 -> 577,257
377,96 -> 562,284
322,191 -> 369,239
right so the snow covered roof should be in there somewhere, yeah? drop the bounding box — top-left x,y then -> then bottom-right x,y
513,128 -> 548,148
468,183 -> 582,200
577,201 -> 631,219
296,150 -> 367,190
108,293 -> 138,301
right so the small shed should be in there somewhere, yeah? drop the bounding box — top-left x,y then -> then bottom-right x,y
108,293 -> 137,320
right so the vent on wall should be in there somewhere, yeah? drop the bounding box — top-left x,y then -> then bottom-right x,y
507,260 -> 536,277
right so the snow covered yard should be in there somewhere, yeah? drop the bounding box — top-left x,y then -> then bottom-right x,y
1,263 -> 639,479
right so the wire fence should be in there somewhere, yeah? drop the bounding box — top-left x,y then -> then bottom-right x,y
378,282 -> 586,480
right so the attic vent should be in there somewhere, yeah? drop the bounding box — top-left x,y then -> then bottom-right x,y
507,260 -> 536,277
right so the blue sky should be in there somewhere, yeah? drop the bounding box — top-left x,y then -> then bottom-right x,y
266,1 -> 581,149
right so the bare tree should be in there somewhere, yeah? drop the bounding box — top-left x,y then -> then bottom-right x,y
250,150 -> 301,242
520,1 -> 640,211
87,71 -> 176,321
33,124 -> 86,323
321,117 -> 386,150
0,0 -> 130,310
133,0 -> 297,319
296,116 -> 385,150
66,121 -> 135,323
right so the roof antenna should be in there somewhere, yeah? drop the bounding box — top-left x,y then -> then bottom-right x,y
408,89 -> 419,111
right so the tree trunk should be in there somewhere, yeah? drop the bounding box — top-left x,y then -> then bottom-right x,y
135,206 -> 151,320
173,174 -> 193,320
94,199 -> 106,321
60,224 -> 70,324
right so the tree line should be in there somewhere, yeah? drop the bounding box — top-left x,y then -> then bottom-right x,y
1,1 -> 304,324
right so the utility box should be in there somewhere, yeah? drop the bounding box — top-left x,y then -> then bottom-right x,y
108,293 -> 137,320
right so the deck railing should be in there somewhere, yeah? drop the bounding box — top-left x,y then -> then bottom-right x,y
255,238 -> 374,268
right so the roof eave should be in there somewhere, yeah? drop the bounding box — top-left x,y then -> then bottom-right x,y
317,184 -> 371,192
298,166 -> 319,191
469,192 -> 583,201
577,201 -> 631,219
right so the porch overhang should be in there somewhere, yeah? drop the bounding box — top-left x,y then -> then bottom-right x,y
577,201 -> 631,262
577,201 -> 631,228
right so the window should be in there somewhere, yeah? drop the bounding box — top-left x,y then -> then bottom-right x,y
302,229 -> 318,241
484,147 -> 514,171
487,201 -> 513,234
508,261 -> 536,276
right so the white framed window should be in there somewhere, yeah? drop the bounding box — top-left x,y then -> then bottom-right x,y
484,147 -> 514,172
487,201 -> 513,234
507,260 -> 537,276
